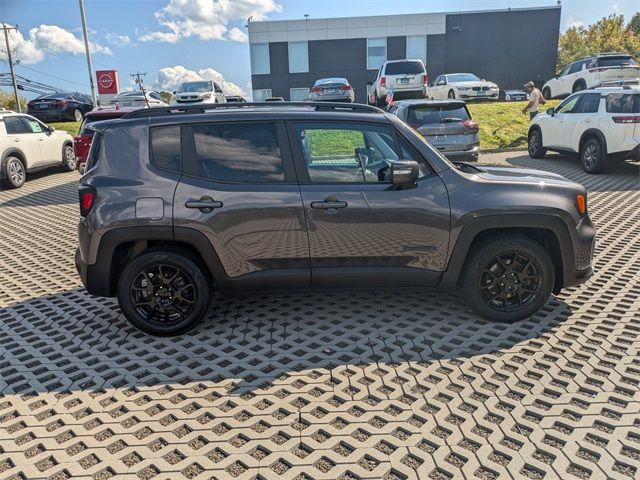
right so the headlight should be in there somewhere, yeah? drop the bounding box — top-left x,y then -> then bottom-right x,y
457,87 -> 470,91
490,85 -> 499,90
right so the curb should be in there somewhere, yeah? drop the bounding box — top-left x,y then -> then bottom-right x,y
480,147 -> 527,154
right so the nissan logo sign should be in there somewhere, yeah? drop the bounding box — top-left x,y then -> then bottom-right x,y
98,73 -> 114,89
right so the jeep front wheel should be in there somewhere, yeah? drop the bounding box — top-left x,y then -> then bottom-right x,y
117,250 -> 212,336
460,236 -> 554,323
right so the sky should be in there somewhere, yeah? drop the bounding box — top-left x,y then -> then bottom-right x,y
0,0 -> 638,100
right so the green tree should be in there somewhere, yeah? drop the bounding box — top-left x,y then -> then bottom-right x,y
628,12 -> 640,35
0,89 -> 27,111
557,13 -> 640,71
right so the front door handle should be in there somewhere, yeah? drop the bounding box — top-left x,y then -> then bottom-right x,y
310,201 -> 348,210
185,196 -> 223,213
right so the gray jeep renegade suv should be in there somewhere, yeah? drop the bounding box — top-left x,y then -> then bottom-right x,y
76,102 -> 595,335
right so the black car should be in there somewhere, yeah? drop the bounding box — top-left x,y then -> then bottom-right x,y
76,102 -> 595,335
27,92 -> 93,123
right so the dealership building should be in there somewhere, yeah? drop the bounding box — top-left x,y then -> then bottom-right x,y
248,5 -> 561,103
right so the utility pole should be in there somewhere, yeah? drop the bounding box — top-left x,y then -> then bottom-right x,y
131,72 -> 150,107
1,23 -> 21,112
78,0 -> 97,108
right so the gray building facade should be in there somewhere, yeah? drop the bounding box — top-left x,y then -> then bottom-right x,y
248,6 -> 561,103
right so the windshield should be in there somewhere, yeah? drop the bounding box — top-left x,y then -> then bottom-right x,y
385,61 -> 425,75
596,56 -> 637,67
407,104 -> 470,125
178,81 -> 212,93
447,74 -> 480,82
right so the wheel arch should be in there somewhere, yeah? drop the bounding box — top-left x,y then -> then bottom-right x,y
572,78 -> 587,92
579,128 -> 607,155
441,214 -> 576,294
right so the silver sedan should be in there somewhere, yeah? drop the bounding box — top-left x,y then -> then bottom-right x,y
309,78 -> 355,103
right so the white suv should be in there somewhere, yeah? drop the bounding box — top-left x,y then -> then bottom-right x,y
541,53 -> 639,99
170,80 -> 227,105
368,59 -> 428,107
1,109 -> 75,188
528,87 -> 640,173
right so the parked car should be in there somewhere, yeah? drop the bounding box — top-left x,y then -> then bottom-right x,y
109,91 -> 168,109
429,73 -> 500,101
541,53 -> 639,99
502,89 -> 528,101
368,59 -> 428,107
27,92 -> 93,123
226,95 -> 248,103
528,86 -> 640,173
76,102 -> 595,335
0,109 -> 75,188
309,78 -> 355,103
170,81 -> 226,105
74,108 -> 130,174
265,97 -> 285,102
389,99 -> 480,161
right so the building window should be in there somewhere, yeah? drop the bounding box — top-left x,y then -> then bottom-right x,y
406,35 -> 427,65
250,43 -> 270,75
367,37 -> 386,70
290,88 -> 310,101
288,41 -> 309,73
252,89 -> 272,102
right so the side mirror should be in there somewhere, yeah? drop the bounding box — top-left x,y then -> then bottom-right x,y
391,160 -> 419,187
366,81 -> 373,86
48,126 -> 55,132
546,107 -> 555,116
172,91 -> 177,95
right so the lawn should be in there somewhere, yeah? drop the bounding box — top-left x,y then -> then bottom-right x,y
48,99 -> 562,151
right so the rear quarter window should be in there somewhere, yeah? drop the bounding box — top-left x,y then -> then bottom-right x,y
606,94 -> 639,113
150,126 -> 182,172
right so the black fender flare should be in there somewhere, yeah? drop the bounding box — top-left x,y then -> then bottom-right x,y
1,148 -> 27,179
440,213 -> 576,290
579,129 -> 607,156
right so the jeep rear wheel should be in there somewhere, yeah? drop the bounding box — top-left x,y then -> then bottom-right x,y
117,251 -> 211,336
461,236 -> 554,323
528,129 -> 547,158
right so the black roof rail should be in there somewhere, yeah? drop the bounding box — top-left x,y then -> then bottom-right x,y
121,101 -> 384,119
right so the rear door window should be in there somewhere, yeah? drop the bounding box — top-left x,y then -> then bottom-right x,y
190,122 -> 285,183
384,61 -> 425,75
408,105 -> 470,125
605,93 -> 639,113
150,126 -> 182,172
574,93 -> 601,113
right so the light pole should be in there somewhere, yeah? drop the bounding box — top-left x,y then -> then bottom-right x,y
78,0 -> 97,107
1,23 -> 21,112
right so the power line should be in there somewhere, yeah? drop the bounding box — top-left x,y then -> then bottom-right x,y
16,63 -> 89,88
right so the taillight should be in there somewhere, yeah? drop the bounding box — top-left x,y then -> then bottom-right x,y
576,194 -> 587,216
55,100 -> 68,107
380,77 -> 386,87
79,186 -> 96,217
462,119 -> 479,131
422,74 -> 429,85
310,86 -> 321,93
612,115 -> 640,123
339,85 -> 352,91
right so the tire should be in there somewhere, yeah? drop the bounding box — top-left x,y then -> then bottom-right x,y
460,236 -> 554,323
572,80 -> 586,93
117,250 -> 212,336
61,144 -> 76,171
376,94 -> 386,108
528,129 -> 547,159
448,89 -> 456,99
580,137 -> 606,174
542,87 -> 551,100
2,156 -> 26,189
74,109 -> 83,123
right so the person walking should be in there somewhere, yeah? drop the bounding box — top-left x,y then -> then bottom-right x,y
522,81 -> 545,120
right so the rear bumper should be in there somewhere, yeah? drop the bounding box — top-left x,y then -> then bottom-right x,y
28,111 -> 72,122
442,146 -> 480,161
309,96 -> 353,103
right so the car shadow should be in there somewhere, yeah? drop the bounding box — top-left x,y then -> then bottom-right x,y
503,153 -> 640,193
0,178 -> 77,207
0,287 -> 571,397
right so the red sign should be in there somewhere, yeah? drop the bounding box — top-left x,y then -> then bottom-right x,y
96,70 -> 119,95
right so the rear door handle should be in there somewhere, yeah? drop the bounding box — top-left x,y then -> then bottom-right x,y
310,201 -> 348,210
185,196 -> 223,213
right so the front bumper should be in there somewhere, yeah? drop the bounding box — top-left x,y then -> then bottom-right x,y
458,91 -> 499,100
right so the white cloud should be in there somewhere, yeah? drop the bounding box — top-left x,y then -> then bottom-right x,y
0,24 -> 112,65
153,65 -> 246,97
564,15 -> 584,30
105,33 -> 132,47
139,0 -> 280,43
228,27 -> 248,43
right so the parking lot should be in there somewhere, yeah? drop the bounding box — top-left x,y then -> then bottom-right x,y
0,152 -> 639,480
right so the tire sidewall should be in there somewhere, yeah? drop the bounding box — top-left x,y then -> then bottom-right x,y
461,237 -> 554,323
4,156 -> 26,188
581,138 -> 604,174
62,144 -> 76,171
528,129 -> 545,158
117,251 -> 211,336
74,109 -> 83,122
